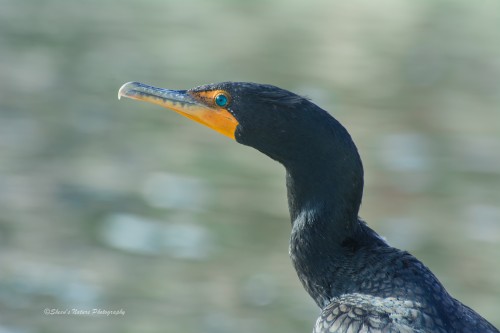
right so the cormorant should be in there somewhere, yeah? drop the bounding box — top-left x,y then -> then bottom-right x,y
118,81 -> 498,333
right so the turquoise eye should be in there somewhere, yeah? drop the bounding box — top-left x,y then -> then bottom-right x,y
215,93 -> 228,107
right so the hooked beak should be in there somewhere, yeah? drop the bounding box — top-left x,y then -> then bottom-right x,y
118,81 -> 238,139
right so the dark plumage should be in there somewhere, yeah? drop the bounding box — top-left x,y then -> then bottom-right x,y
119,81 -> 499,333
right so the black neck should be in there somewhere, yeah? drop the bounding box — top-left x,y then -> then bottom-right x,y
284,123 -> 383,307
285,118 -> 364,231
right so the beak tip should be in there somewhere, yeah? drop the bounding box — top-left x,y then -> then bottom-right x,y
118,81 -> 139,101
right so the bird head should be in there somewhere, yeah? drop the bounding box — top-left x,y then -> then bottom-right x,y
118,81 -> 331,164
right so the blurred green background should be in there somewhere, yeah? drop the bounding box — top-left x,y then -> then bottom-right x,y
1,0 -> 499,332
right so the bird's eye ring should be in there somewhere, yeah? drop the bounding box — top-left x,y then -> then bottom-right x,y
214,93 -> 229,107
